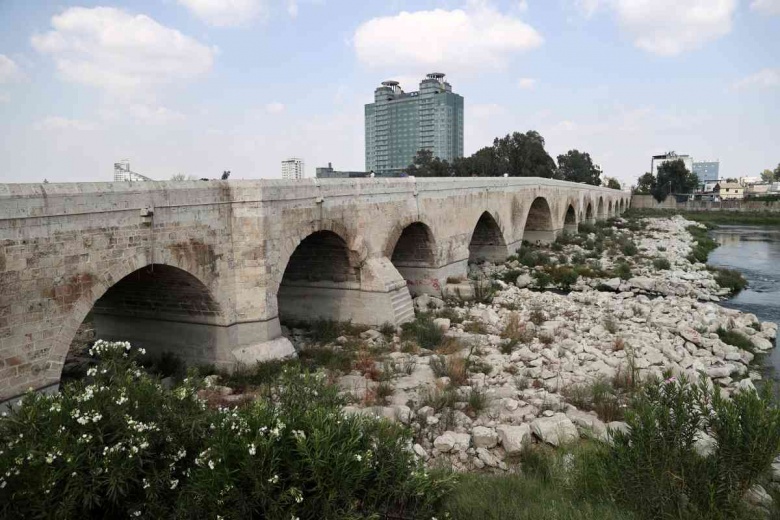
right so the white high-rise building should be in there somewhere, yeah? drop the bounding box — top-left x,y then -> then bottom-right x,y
282,158 -> 305,180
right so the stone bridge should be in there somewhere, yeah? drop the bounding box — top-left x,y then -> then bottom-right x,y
0,177 -> 628,402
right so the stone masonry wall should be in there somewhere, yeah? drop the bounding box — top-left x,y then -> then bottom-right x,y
0,178 -> 628,402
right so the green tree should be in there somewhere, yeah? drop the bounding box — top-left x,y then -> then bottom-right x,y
405,149 -> 451,177
634,172 -> 655,194
760,169 -> 774,183
774,163 -> 780,181
605,177 -> 622,190
492,131 -> 556,178
651,159 -> 699,202
556,150 -> 602,185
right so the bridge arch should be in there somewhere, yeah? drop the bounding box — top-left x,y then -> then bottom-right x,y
277,229 -> 365,325
563,204 -> 578,234
597,197 -> 605,220
387,221 -> 440,296
468,211 -> 509,263
608,200 -> 613,217
585,201 -> 594,222
55,260 -> 228,385
523,196 -> 556,244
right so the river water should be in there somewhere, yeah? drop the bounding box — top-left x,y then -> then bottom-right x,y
708,225 -> 780,380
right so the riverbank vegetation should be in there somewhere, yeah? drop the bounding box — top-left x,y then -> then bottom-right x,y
626,208 -> 780,227
4,343 -> 780,519
0,341 -> 453,519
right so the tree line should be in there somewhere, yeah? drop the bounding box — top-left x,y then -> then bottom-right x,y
634,161 -> 780,202
404,130 -> 621,189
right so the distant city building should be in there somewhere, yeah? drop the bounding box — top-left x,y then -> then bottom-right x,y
739,176 -> 762,186
315,162 -> 369,179
692,161 -> 719,182
745,183 -> 770,198
365,72 -> 464,176
282,158 -> 305,180
113,160 -> 153,182
715,181 -> 744,200
651,152 -> 694,175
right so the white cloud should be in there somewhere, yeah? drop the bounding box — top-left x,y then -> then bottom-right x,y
615,0 -> 737,56
517,77 -> 536,89
517,0 -> 529,12
751,0 -> 780,14
286,0 -> 299,17
177,0 -> 266,26
100,103 -> 186,125
31,7 -> 215,97
37,116 -> 97,132
353,2 -> 542,72
732,68 -> 780,90
265,101 -> 285,113
571,0 -> 737,56
0,92 -> 10,103
0,54 -> 23,83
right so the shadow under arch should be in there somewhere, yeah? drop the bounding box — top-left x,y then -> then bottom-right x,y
277,229 -> 366,324
468,211 -> 509,263
563,204 -> 578,234
387,221 -> 441,297
62,263 -> 226,380
597,197 -> 605,219
523,196 -> 556,244
585,201 -> 594,222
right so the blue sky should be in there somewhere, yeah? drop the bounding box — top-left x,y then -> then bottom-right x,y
0,0 -> 778,185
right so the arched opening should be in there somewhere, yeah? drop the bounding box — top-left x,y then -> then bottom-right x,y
66,264 -> 224,378
620,199 -> 626,213
277,230 -> 362,324
390,222 -> 438,296
608,200 -> 613,217
468,211 -> 508,263
563,205 -> 578,234
523,197 -> 556,244
585,202 -> 594,222
597,197 -> 605,220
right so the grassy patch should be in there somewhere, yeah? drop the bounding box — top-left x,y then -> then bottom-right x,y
400,313 -> 444,350
686,225 -> 718,263
439,457 -> 635,520
710,266 -> 748,294
652,257 -> 671,270
717,327 -> 755,353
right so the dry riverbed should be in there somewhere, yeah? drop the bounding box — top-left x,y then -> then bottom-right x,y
209,216 -> 779,478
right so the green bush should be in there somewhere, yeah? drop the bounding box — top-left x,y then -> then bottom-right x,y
717,327 -> 755,353
0,341 -> 452,519
711,267 -> 748,294
439,453 -> 636,520
590,375 -> 780,519
652,257 -> 671,271
532,270 -> 552,288
686,225 -> 718,264
547,265 -> 579,290
400,313 -> 444,350
620,241 -> 638,257
614,261 -> 632,280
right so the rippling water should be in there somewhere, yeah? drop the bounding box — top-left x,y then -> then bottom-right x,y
708,225 -> 780,380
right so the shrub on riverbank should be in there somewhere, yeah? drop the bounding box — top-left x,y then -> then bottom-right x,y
582,375 -> 780,519
0,341 -> 452,519
686,225 -> 718,263
710,266 -> 748,294
717,327 -> 756,353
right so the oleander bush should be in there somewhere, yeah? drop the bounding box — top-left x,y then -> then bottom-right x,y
0,341 -> 452,519
584,375 -> 780,519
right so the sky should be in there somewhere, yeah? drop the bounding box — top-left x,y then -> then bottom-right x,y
0,0 -> 778,186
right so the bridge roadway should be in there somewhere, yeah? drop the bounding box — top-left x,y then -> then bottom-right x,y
0,177 -> 629,403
